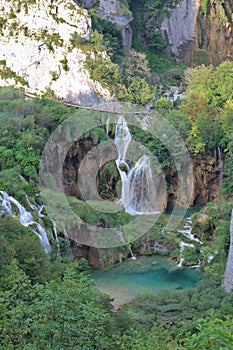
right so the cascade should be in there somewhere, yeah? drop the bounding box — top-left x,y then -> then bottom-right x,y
52,220 -> 61,258
117,226 -> 136,259
177,217 -> 203,244
25,194 -> 44,218
207,250 -> 218,263
0,191 -> 51,253
64,228 -> 73,260
178,241 -> 195,267
177,217 -> 203,268
114,116 -> 158,215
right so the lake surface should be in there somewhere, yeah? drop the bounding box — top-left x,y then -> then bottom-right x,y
90,256 -> 202,307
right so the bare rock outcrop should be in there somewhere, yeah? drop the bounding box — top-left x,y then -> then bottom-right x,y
0,0 -> 110,105
161,0 -> 200,59
83,0 -> 133,51
160,0 -> 233,64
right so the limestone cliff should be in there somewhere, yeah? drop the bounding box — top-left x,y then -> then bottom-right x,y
195,0 -> 233,65
161,0 -> 200,59
0,0 -> 110,105
160,0 -> 233,65
166,152 -> 224,207
83,0 -> 133,51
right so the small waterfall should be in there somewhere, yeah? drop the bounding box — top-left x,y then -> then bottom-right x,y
207,250 -> 218,263
32,224 -> 51,254
117,227 -> 136,260
64,228 -> 73,260
177,217 -> 203,244
129,247 -> 136,260
25,194 -> 44,218
177,217 -> 203,268
178,241 -> 195,267
115,116 -> 158,215
52,221 -> 61,258
0,191 -> 51,253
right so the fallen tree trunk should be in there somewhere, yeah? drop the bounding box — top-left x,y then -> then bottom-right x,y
222,209 -> 233,294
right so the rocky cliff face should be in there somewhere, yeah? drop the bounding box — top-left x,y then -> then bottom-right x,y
161,0 -> 233,65
195,0 -> 233,65
0,0 -> 110,105
166,152 -> 224,207
161,0 -> 200,59
83,0 -> 133,52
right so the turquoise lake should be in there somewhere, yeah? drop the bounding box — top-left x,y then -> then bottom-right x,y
90,256 -> 202,307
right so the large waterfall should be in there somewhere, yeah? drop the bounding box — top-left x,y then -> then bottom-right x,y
0,191 -> 51,253
115,116 -> 158,215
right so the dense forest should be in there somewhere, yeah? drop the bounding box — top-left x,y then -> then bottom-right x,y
0,0 -> 233,349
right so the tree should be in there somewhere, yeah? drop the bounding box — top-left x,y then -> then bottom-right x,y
178,315 -> 233,350
0,267 -> 115,349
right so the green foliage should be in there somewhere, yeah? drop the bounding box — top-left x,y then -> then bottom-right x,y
129,0 -> 185,81
59,56 -> 69,71
181,61 -> 233,154
222,146 -> 233,197
0,267 -> 115,349
0,87 -> 74,184
179,315 -> 233,349
90,10 -> 125,61
126,76 -> 155,105
69,31 -> 86,48
85,54 -> 122,94
200,0 -> 209,14
0,65 -> 28,86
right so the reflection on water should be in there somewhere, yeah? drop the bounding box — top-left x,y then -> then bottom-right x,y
90,256 -> 202,307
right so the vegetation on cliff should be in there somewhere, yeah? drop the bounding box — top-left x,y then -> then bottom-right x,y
0,55 -> 232,346
0,1 -> 233,347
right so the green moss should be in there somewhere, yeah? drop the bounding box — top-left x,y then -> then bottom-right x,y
194,52 -> 210,66
200,0 -> 209,14
59,56 -> 69,71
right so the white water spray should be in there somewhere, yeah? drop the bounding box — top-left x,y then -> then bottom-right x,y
0,191 -> 51,253
115,116 -> 158,215
117,226 -> 136,259
178,241 -> 195,267
52,220 -> 61,258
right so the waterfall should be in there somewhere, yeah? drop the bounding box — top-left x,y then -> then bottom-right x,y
64,228 -> 73,260
178,241 -> 195,267
115,116 -> 158,215
0,191 -> 51,253
117,226 -> 136,259
52,220 -> 61,258
25,194 -> 44,218
177,217 -> 203,244
177,217 -> 203,268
